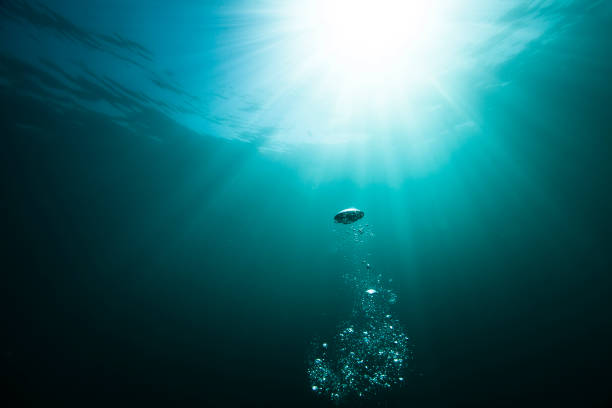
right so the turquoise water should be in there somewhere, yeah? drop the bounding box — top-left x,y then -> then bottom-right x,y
2,1 -> 611,406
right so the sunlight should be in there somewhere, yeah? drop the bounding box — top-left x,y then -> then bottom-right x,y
285,0 -> 444,98
302,0 -> 438,81
206,0 -> 569,182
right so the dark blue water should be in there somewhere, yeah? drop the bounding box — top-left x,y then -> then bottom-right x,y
2,1 -> 612,406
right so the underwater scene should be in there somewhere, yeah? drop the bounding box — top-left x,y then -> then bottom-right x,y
2,1 -> 612,406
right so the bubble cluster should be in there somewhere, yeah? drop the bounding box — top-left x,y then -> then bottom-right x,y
308,222 -> 413,402
308,315 -> 412,401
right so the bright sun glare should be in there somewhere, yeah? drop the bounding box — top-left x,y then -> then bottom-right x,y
213,0 -> 562,165
295,0 -> 440,86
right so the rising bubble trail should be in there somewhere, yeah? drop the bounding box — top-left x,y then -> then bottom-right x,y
308,218 -> 413,402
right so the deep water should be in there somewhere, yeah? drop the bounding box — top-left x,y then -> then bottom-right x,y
2,1 -> 612,407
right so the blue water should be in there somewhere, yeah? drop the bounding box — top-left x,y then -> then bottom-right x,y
2,1 -> 611,406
